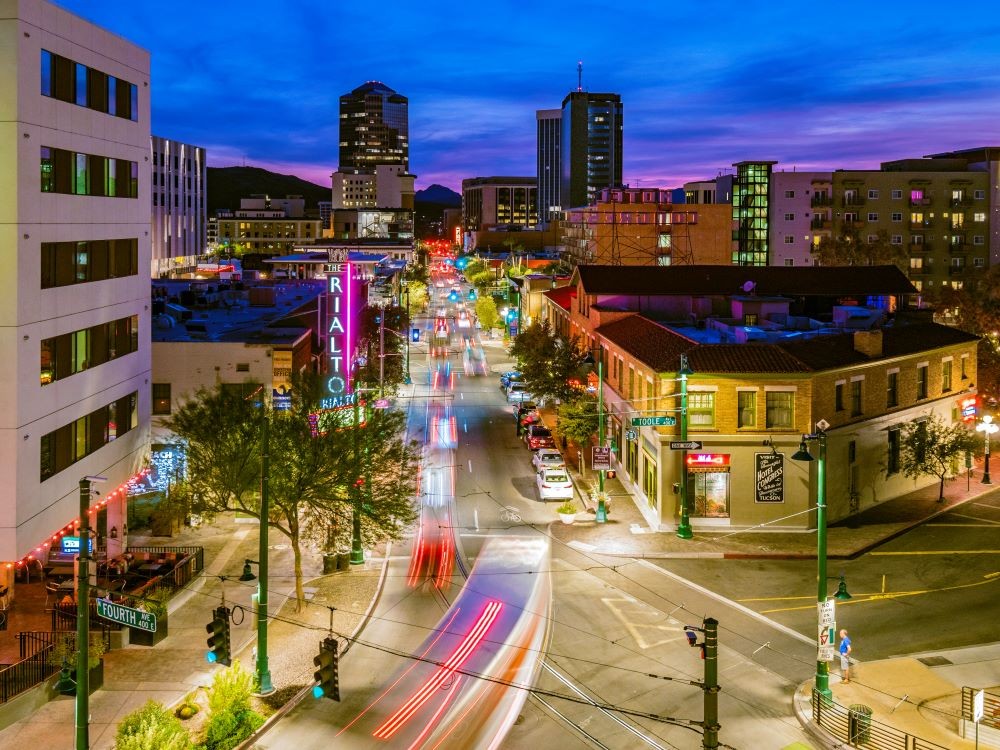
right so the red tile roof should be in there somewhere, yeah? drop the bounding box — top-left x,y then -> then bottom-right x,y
543,285 -> 575,311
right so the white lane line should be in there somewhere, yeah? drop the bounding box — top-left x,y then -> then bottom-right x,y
950,512 -> 1000,525
635,559 -> 814,647
468,459 -> 473,473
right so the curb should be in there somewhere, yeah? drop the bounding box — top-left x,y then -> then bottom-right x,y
236,543 -> 394,750
792,682 -> 846,750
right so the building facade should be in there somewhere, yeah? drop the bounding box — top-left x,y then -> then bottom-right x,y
560,91 -> 623,210
768,171 -> 832,267
338,81 -> 408,174
536,108 -> 561,223
1,0 -> 151,563
331,164 -> 415,211
214,206 -> 321,254
732,161 -> 776,266
150,135 -> 206,277
559,187 -> 732,267
462,176 -> 537,232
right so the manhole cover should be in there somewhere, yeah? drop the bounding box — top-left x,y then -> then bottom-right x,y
917,656 -> 953,667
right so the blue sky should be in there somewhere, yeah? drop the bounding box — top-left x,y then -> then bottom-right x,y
58,0 -> 1000,192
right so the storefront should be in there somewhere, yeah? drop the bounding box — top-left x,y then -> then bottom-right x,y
687,453 -> 730,519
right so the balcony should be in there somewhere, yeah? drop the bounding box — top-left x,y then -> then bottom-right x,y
909,242 -> 932,252
949,265 -> 967,276
841,196 -> 866,207
951,197 -> 973,207
811,194 -> 832,207
949,243 -> 968,253
908,266 -> 932,276
910,196 -> 932,206
909,221 -> 932,231
810,218 -> 831,230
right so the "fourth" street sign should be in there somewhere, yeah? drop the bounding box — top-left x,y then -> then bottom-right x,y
97,598 -> 157,633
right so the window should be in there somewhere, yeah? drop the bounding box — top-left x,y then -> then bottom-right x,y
642,451 -> 658,505
40,50 -> 138,120
975,190 -> 986,200
835,382 -> 845,411
942,360 -> 952,392
887,371 -> 898,407
688,392 -> 715,428
784,236 -> 795,244
917,364 -> 928,399
765,391 -> 794,429
974,236 -> 985,246
974,212 -> 986,222
738,391 -> 756,428
868,212 -> 879,222
911,234 -> 924,245
41,238 -> 138,288
40,391 -> 138,481
891,235 -> 902,244
868,189 -> 879,199
867,234 -> 878,244
39,146 -> 137,198
975,257 -> 985,268
784,259 -> 794,266
891,212 -> 902,222
784,213 -> 795,221
910,257 -> 923,270
915,420 -> 928,463
850,380 -> 863,416
887,428 -> 900,475
891,189 -> 902,200
784,190 -> 794,198
152,383 -> 171,415
40,315 -> 139,385
962,355 -> 969,380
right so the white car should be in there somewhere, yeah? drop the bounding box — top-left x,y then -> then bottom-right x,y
532,449 -> 565,472
506,384 -> 533,403
536,468 -> 574,501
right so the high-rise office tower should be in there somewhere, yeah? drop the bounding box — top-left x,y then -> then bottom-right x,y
560,91 -> 623,209
536,109 -> 561,222
338,81 -> 409,174
151,135 -> 207,277
1,0 -> 151,562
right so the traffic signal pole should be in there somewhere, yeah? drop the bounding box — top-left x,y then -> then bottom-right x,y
76,478 -> 92,750
703,617 -> 720,749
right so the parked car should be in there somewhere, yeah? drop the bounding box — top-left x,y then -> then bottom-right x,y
500,371 -> 522,390
536,468 -> 574,501
532,449 -> 565,472
513,401 -> 537,420
524,425 -> 556,451
506,384 -> 533,403
519,410 -> 541,429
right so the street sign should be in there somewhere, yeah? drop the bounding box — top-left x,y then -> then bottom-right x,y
97,598 -> 157,633
818,599 -> 836,629
818,645 -> 835,662
592,446 -> 612,471
669,441 -> 703,450
625,429 -> 638,441
974,689 -> 985,722
630,416 -> 676,427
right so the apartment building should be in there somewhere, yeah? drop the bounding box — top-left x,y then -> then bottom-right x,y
462,176 -> 538,232
768,171 -> 832,267
544,265 -> 977,532
214,195 -> 322,254
0,0 -> 151,564
559,187 -> 732,267
150,135 -> 206,277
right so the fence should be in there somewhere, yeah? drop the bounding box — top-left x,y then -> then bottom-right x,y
962,686 -> 1000,729
0,648 -> 57,704
19,629 -> 112,661
812,689 -> 951,750
52,600 -> 123,632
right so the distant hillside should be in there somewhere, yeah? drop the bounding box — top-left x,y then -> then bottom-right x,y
207,166 -> 329,213
415,184 -> 461,206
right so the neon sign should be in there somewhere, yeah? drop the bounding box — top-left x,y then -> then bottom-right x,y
686,453 -> 730,467
325,263 -> 354,397
960,396 -> 978,422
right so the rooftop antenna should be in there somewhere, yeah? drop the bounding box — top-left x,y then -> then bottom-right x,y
577,60 -> 583,92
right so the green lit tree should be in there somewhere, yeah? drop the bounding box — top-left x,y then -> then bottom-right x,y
899,413 -> 979,501
811,228 -> 908,270
509,320 -> 589,405
475,295 -> 502,332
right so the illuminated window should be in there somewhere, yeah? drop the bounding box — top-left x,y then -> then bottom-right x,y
688,392 -> 715,428
737,391 -> 756,427
766,391 -> 794,428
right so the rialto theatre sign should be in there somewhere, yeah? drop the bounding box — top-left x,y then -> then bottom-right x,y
324,260 -> 358,404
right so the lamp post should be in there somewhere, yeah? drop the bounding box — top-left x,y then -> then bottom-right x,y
977,415 -> 998,484
676,354 -> 694,540
255,408 -> 274,695
351,392 -> 365,564
596,354 -> 608,523
403,283 -> 411,385
76,474 -> 105,750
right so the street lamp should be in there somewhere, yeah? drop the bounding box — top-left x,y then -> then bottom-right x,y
675,354 -> 694,540
977,414 -> 998,484
76,474 -> 106,750
583,349 -> 609,523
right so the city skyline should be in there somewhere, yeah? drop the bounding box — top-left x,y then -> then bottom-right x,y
55,0 -> 1000,192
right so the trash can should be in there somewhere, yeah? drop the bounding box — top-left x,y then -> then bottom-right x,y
848,704 -> 872,745
336,552 -> 352,571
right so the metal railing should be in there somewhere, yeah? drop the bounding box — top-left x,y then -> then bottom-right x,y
52,600 -> 123,631
126,545 -> 205,574
812,689 -> 951,750
0,648 -> 58,703
20,629 -> 112,659
962,686 -> 1000,729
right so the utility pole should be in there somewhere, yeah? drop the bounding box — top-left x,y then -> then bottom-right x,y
596,354 -> 607,522
703,617 -> 720,749
350,394 -> 364,565
676,354 -> 694,539
255,408 -> 273,695
76,476 -> 102,750
378,307 -> 386,398
403,284 -> 411,385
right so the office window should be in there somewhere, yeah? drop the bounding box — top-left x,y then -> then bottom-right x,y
738,391 -> 756,428
39,146 -> 137,198
850,380 -> 863,416
917,365 -> 928,399
39,391 -> 138,481
152,383 -> 171,415
41,50 -> 138,121
835,382 -> 845,411
688,392 -> 715,428
887,428 -> 901,474
765,391 -> 794,429
41,238 -> 138,288
887,371 -> 898,408
942,360 -> 952,392
40,314 -> 139,385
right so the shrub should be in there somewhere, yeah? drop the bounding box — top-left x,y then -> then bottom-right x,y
202,661 -> 265,750
115,700 -> 191,750
174,702 -> 199,720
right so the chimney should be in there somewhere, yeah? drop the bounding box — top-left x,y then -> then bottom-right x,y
853,330 -> 883,358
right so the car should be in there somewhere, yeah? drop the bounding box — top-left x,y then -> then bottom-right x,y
506,384 -> 533,404
500,371 -> 521,390
519,410 -> 541,429
513,401 -> 537,420
532,449 -> 565,472
524,425 -> 556,450
536,468 -> 574,501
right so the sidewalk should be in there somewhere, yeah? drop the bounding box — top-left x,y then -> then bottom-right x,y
0,514 -> 384,749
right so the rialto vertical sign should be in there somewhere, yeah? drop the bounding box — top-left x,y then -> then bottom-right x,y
325,262 -> 354,399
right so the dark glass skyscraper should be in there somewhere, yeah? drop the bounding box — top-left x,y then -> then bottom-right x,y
536,108 -> 561,222
559,91 -> 623,209
338,81 -> 408,174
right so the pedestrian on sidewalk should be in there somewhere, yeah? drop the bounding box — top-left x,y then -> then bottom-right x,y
839,628 -> 852,683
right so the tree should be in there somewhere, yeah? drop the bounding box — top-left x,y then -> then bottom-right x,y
355,305 -> 407,393
463,259 -> 487,280
475,295 -> 501,332
405,280 -> 428,313
509,320 -> 589,404
811,228 -> 908,271
556,395 -> 600,474
470,270 -> 496,290
165,374 -> 419,609
933,267 -> 1000,402
899,413 -> 979,501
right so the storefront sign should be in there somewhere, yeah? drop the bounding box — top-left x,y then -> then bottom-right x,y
272,350 -> 293,410
592,446 -> 612,471
755,452 -> 784,503
325,263 -> 354,398
61,536 -> 93,554
959,396 -> 978,423
685,453 -> 730,468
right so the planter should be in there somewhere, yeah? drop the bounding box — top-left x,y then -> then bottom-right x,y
129,614 -> 168,647
57,659 -> 104,695
559,513 -> 576,525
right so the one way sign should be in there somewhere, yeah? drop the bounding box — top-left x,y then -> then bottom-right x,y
669,441 -> 703,450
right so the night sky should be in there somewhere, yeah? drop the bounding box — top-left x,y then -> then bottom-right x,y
56,0 -> 1000,191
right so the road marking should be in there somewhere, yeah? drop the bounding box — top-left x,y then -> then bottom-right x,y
635,560 -> 814,647
602,595 -> 686,649
949,512 -> 1000,525
926,523 -> 1000,528
870,550 -> 1000,555
972,502 -> 1000,511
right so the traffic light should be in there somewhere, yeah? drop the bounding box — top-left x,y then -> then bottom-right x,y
205,606 -> 231,666
684,625 -> 706,659
468,289 -> 477,300
411,327 -> 420,342
312,636 -> 340,700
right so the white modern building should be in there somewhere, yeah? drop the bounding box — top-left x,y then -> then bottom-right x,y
0,0 -> 151,565
331,164 -> 415,210
151,135 -> 206,277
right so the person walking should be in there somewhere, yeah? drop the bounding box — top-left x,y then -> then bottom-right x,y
838,628 -> 852,683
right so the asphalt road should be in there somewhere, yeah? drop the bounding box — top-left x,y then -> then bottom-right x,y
655,491 -> 1000,659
